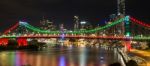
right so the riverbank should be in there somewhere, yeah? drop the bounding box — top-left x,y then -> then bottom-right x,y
129,49 -> 150,66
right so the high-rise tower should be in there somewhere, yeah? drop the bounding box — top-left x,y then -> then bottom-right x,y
74,16 -> 79,30
40,17 -> 55,30
117,0 -> 126,36
117,0 -> 125,15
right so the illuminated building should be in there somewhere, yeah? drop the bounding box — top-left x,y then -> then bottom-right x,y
74,16 -> 79,30
40,17 -> 56,31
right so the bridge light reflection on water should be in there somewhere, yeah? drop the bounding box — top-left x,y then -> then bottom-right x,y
0,46 -> 122,66
79,48 -> 87,66
59,56 -> 66,66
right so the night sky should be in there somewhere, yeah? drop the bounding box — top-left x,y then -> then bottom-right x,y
0,0 -> 150,32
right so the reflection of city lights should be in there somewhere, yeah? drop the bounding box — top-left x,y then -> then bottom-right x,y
0,53 -> 8,66
79,48 -> 87,66
68,45 -> 73,49
15,52 -> 20,66
37,55 -> 42,66
101,64 -> 107,66
59,56 -> 66,66
1,53 -> 7,57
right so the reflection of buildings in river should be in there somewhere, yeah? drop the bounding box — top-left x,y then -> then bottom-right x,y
68,52 -> 75,66
0,52 -> 9,66
36,54 -> 42,66
0,48 -> 120,66
79,48 -> 87,66
0,52 -> 75,66
51,55 -> 57,66
16,52 -> 58,66
59,56 -> 66,66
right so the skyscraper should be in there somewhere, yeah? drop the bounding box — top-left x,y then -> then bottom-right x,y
40,17 -> 55,30
74,16 -> 79,30
117,0 -> 126,35
117,0 -> 125,15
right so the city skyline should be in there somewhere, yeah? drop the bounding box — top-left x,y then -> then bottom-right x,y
0,0 -> 150,32
0,1 -> 150,66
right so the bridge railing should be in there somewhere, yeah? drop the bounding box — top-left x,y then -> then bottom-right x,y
116,48 -> 130,66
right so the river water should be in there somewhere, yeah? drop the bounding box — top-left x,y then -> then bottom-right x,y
0,47 -> 120,66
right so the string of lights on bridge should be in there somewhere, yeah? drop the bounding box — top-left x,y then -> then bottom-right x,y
0,16 -> 150,47
19,17 -> 125,34
1,16 -> 150,40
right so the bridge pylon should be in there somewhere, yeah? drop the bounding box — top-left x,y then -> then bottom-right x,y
124,16 -> 131,52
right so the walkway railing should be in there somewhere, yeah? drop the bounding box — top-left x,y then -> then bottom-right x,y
117,48 -> 147,66
131,56 -> 147,66
116,48 -> 129,66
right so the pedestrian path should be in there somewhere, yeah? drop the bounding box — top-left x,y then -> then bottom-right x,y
130,49 -> 150,66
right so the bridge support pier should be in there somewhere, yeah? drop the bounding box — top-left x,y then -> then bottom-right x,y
0,38 -> 8,45
17,38 -> 28,46
124,16 -> 131,52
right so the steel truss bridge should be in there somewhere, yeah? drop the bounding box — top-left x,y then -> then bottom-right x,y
0,16 -> 150,50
